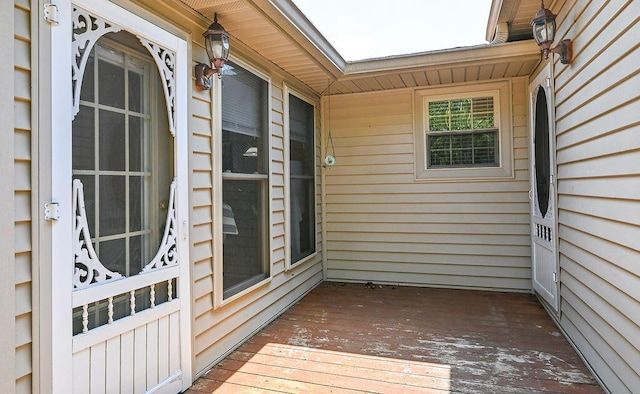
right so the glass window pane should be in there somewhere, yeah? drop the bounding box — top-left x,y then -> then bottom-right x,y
450,98 -> 470,114
450,114 -> 471,131
291,178 -> 314,261
76,175 -> 96,231
98,55 -> 125,109
80,52 -> 95,102
221,62 -> 268,175
429,135 -> 449,150
474,147 -> 496,164
128,69 -> 143,113
99,175 -> 126,236
451,148 -> 472,165
428,101 -> 449,132
473,113 -> 494,129
472,97 -> 494,113
129,235 -> 146,275
474,131 -> 495,148
99,237 -> 126,275
222,130 -> 263,174
427,96 -> 498,168
129,115 -> 143,172
222,62 -> 267,139
290,140 -> 313,176
222,180 -> 268,297
73,105 -> 95,170
428,101 -> 449,117
429,149 -> 450,166
129,176 -> 143,232
99,110 -> 126,171
451,135 -> 473,149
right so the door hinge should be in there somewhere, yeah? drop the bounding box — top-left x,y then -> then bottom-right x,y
44,202 -> 60,221
553,272 -> 558,283
44,3 -> 59,25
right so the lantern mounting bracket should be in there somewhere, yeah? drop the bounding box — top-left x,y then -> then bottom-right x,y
195,63 -> 216,90
548,39 -> 572,64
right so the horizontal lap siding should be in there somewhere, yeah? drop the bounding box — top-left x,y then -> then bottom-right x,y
190,38 -> 216,347
192,80 -> 323,375
325,84 -> 531,291
10,1 -> 32,392
553,1 -> 640,392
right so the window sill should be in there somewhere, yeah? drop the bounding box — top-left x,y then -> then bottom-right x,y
415,165 -> 514,182
217,276 -> 272,309
285,251 -> 318,272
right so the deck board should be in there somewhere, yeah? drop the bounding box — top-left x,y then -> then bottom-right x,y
187,282 -> 603,393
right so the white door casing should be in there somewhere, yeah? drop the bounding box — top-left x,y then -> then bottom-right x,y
50,1 -> 192,392
529,64 -> 559,312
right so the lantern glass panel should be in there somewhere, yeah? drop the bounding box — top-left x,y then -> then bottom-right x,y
533,19 -> 555,44
205,33 -> 229,61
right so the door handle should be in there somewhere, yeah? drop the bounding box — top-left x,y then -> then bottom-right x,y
528,189 -> 534,201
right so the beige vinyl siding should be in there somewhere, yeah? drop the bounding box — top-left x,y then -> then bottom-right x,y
550,1 -> 640,392
8,0 -> 34,392
132,0 -> 324,377
1,0 -> 16,392
192,76 -> 323,375
324,80 -> 532,291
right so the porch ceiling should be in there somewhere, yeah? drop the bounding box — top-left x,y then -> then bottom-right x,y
178,0 -> 344,95
486,0 -> 541,42
331,41 -> 541,95
180,0 -> 541,96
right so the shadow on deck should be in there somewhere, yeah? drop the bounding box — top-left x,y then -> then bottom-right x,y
187,282 -> 603,393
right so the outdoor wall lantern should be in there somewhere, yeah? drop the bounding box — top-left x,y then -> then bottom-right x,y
195,13 -> 230,89
531,1 -> 572,64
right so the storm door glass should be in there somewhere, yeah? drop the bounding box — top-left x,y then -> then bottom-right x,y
72,31 -> 173,279
534,86 -> 551,216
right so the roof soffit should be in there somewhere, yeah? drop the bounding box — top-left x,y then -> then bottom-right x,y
178,0 -> 541,95
487,0 -> 558,43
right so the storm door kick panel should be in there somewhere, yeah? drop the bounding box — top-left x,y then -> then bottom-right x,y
529,66 -> 559,312
51,1 -> 192,392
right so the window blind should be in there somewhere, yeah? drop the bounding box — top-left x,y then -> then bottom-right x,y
221,62 -> 267,138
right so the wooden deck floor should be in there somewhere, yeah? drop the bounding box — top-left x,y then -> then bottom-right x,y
187,282 -> 603,393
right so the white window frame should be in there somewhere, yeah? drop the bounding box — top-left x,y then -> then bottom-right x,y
213,57 -> 273,308
413,80 -> 514,180
283,85 -> 318,270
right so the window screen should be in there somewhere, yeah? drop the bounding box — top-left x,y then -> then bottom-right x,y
426,96 -> 498,168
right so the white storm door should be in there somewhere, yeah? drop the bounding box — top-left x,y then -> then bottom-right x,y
529,65 -> 559,312
50,1 -> 192,392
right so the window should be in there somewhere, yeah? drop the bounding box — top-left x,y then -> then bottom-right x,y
71,31 -> 174,333
221,61 -> 270,299
287,92 -> 316,266
427,96 -> 497,167
414,80 -> 513,180
73,32 -> 173,277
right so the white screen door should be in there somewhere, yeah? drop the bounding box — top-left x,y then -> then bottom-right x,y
529,65 -> 559,312
50,1 -> 192,392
